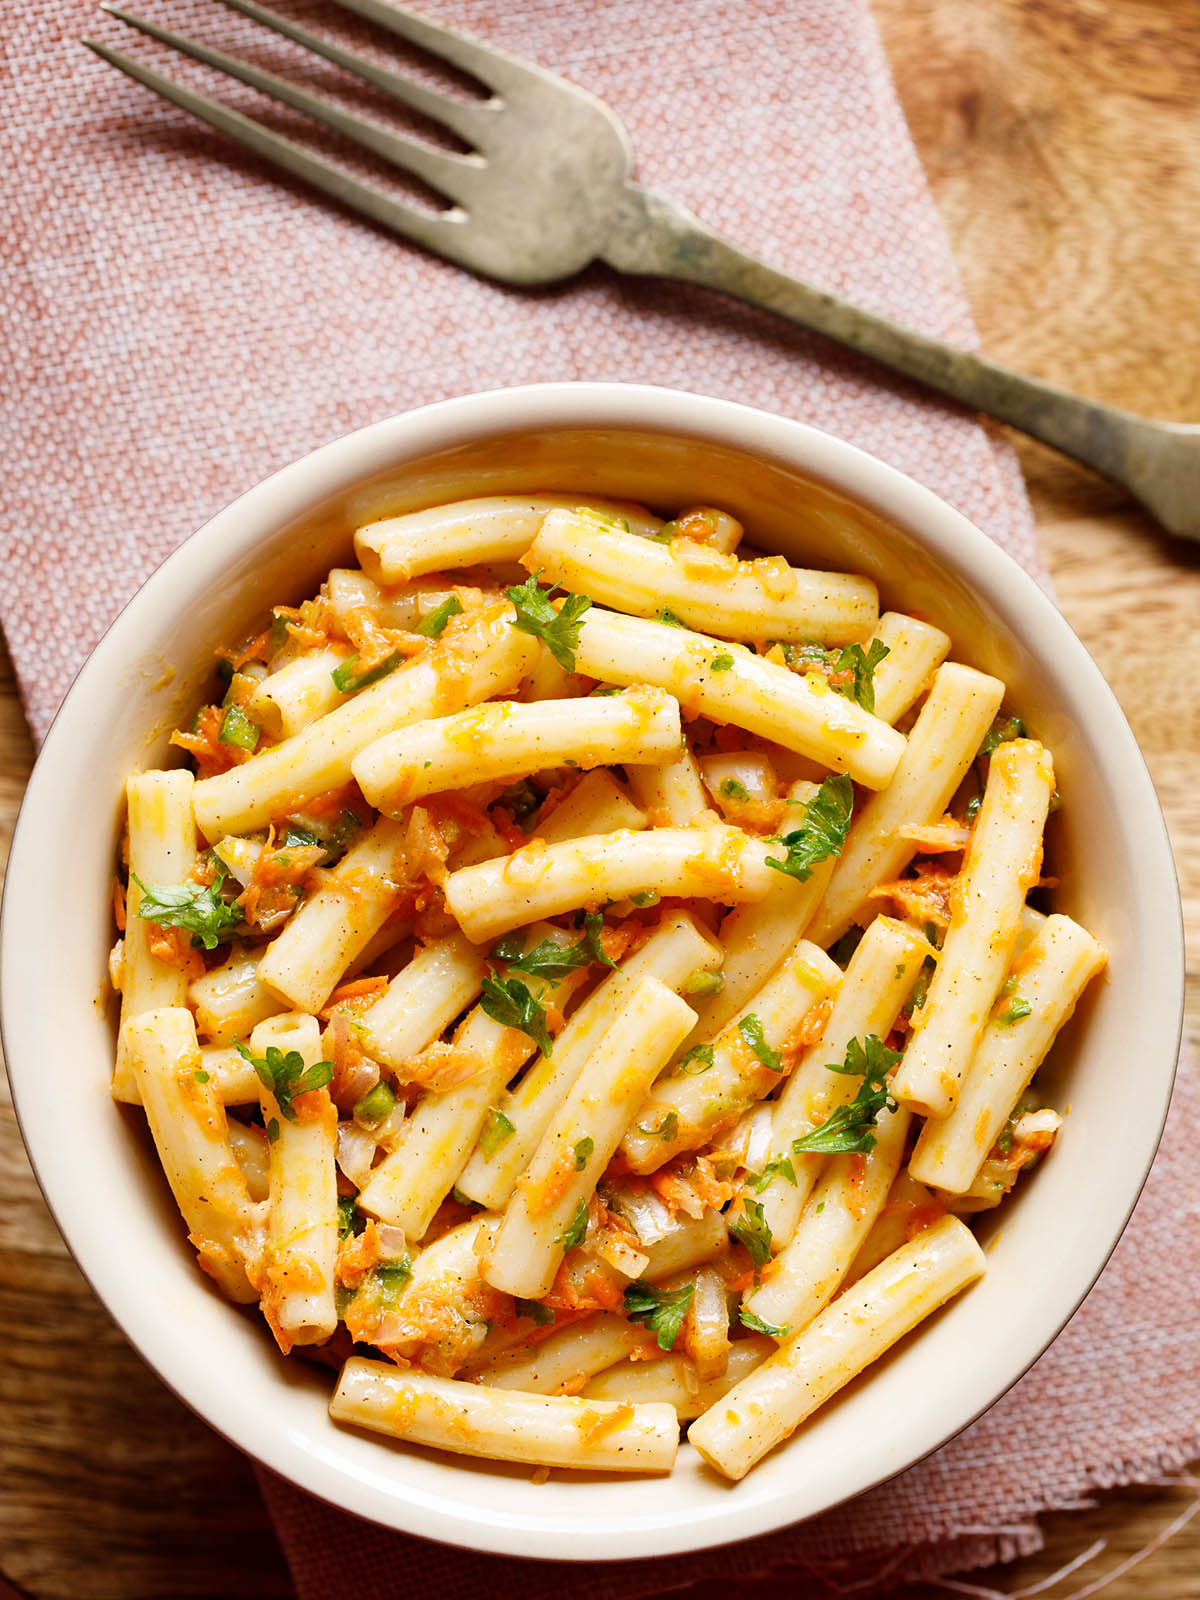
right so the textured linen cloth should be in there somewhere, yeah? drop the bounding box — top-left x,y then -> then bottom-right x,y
3,1 -> 1198,1596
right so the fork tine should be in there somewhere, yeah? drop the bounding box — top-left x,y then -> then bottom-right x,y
99,4 -> 484,207
83,37 -> 464,255
213,0 -> 493,147
327,0 -> 540,95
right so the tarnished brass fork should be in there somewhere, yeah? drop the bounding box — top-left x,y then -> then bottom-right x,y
87,0 -> 1200,539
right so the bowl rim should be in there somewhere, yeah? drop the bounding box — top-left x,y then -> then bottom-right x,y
0,381 -> 1185,1562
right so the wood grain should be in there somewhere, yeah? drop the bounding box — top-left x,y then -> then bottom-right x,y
0,1 -> 1197,1595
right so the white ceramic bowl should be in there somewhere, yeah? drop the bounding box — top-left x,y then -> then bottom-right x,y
1,384 -> 1183,1560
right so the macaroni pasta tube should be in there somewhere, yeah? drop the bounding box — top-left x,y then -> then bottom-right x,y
114,770 -> 198,1103
193,606 -> 537,839
620,939 -> 841,1174
353,687 -> 681,814
909,914 -> 1106,1193
483,977 -> 695,1299
869,612 -> 952,725
249,1013 -> 339,1348
525,508 -> 878,643
355,495 -> 663,583
807,663 -> 1005,948
444,824 -> 778,945
573,609 -> 905,789
455,911 -> 720,1209
358,931 -> 488,1075
687,1215 -> 986,1479
742,1103 -> 911,1334
891,739 -> 1055,1119
582,1337 -> 774,1420
330,1360 -> 679,1472
757,916 -> 930,1245
256,816 -> 409,1015
535,769 -> 647,843
122,1007 -> 263,1301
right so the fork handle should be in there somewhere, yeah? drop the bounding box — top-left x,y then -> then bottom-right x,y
605,185 -> 1183,525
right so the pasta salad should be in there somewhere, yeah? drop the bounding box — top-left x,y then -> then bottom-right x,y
109,494 -> 1105,1481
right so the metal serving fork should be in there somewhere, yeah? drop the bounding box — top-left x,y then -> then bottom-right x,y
86,0 -> 1200,541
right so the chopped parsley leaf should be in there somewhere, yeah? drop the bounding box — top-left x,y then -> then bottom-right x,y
572,1136 -> 594,1171
676,1043 -> 715,1075
720,778 -> 750,801
556,1197 -> 589,1252
738,1014 -> 783,1074
830,639 -> 890,715
791,1034 -> 900,1155
623,1280 -> 694,1351
766,774 -> 853,883
636,1112 -> 679,1142
656,607 -> 685,626
353,1081 -> 395,1126
728,1197 -> 772,1269
506,573 -> 592,672
515,1297 -> 554,1325
132,861 -> 242,951
236,1042 -> 334,1121
740,1308 -> 791,1339
709,653 -> 734,672
480,974 -> 554,1056
749,1153 -> 797,1193
480,1108 -> 516,1158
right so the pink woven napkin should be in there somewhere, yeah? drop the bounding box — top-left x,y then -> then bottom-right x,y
3,2 -> 1197,1595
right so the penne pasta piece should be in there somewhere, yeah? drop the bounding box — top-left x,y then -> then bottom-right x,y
844,1172 -> 942,1286
353,688 -> 682,814
358,931 -> 488,1076
869,612 -> 952,726
573,609 -> 905,789
621,938 -> 842,1174
356,930 -> 583,1238
444,823 -> 778,945
246,645 -> 353,740
686,781 -> 830,1041
193,605 -> 538,839
355,495 -> 663,584
624,743 -> 714,826
248,1013 -> 339,1348
909,914 -> 1106,1193
582,1336 -> 773,1420
687,1215 -> 986,1479
534,769 -> 647,843
122,1007 -> 263,1301
114,770 -> 198,1103
742,1103 -> 911,1334
330,1359 -> 679,1473
483,977 -> 695,1299
891,739 -> 1055,1119
189,949 -> 283,1046
807,663 -> 1006,948
476,1313 -> 651,1394
757,916 -> 931,1245
525,508 -> 878,643
256,816 -> 409,1014
455,911 -> 720,1209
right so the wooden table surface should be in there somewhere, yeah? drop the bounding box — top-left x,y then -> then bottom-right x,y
2,1 -> 1198,1595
